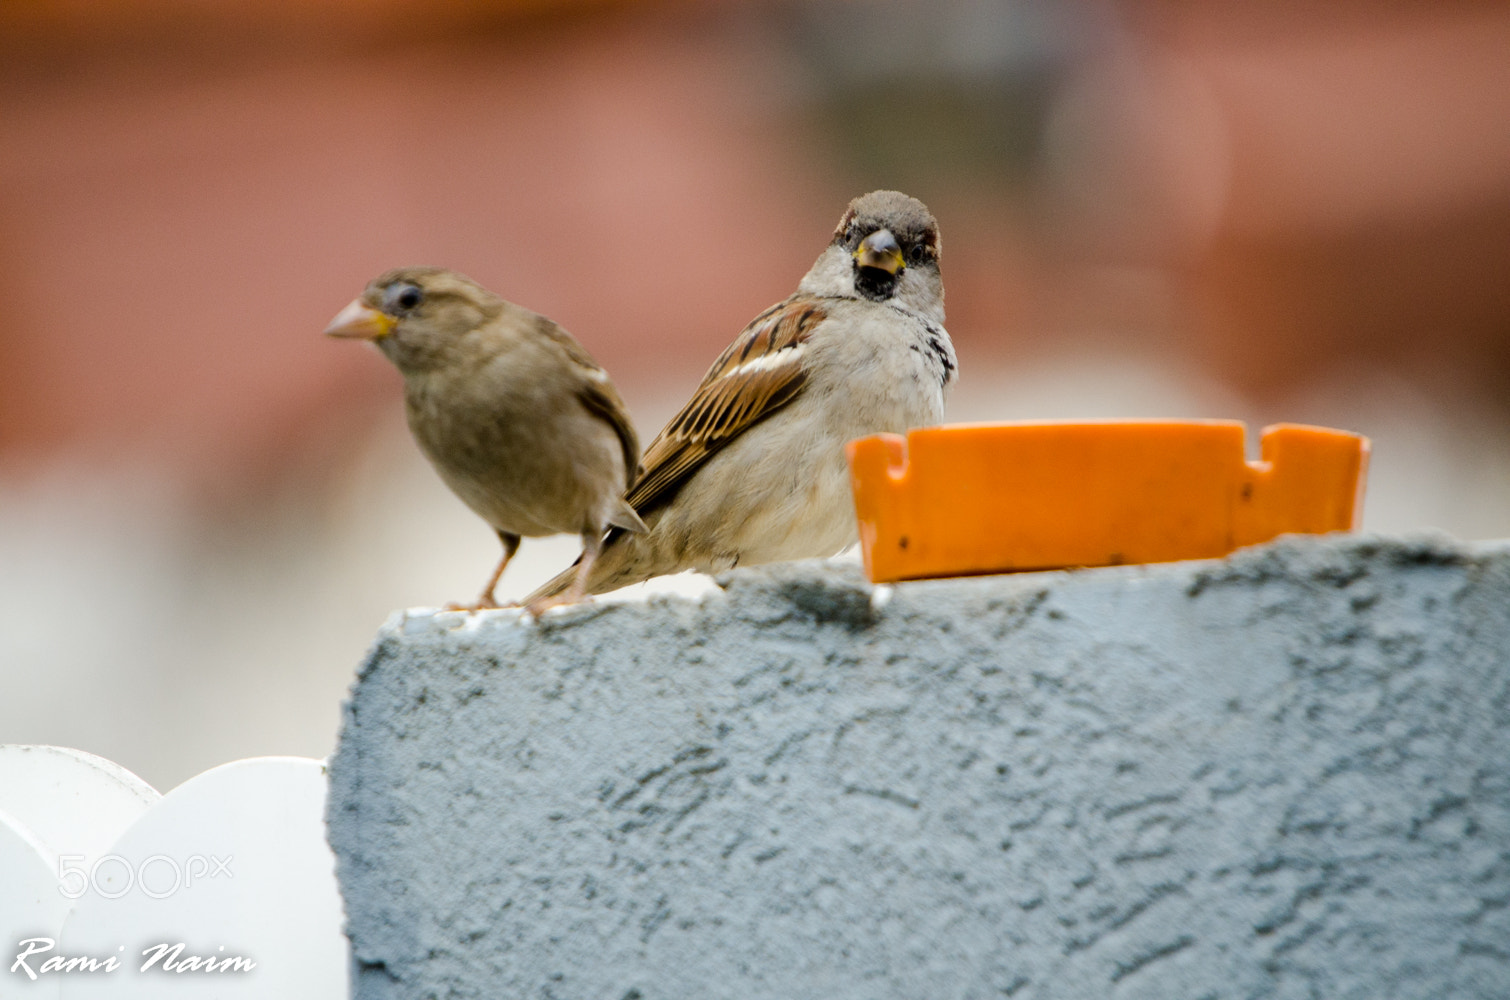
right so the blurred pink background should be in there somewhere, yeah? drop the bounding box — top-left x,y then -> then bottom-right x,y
4,0 -> 1509,789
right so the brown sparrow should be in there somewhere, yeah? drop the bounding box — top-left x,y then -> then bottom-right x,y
325,267 -> 646,613
526,190 -> 956,604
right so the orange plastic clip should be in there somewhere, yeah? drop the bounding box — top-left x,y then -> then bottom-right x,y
846,420 -> 1370,583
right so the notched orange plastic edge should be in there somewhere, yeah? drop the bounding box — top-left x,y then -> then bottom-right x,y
846,420 -> 1370,584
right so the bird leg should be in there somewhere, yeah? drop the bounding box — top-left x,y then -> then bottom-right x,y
525,530 -> 601,617
445,531 -> 521,612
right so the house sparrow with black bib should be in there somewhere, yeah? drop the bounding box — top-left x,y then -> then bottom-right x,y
325,267 -> 645,613
526,190 -> 956,605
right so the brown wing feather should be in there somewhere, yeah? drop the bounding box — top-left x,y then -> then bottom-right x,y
624,296 -> 828,517
531,315 -> 642,487
576,380 -> 641,489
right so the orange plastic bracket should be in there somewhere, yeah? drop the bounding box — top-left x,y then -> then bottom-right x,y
846,420 -> 1370,583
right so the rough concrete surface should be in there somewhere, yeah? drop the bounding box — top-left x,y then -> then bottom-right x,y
327,534 -> 1510,1000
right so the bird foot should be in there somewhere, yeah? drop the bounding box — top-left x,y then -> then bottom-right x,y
442,597 -> 520,614
524,592 -> 592,618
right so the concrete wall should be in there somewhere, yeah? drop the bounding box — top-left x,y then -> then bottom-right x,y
327,535 -> 1510,999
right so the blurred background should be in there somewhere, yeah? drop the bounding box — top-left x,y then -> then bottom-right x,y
2,0 -> 1508,791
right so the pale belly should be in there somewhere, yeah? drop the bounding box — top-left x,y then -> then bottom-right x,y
409,389 -> 627,539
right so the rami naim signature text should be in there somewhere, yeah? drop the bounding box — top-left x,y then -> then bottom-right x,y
10,938 -> 256,979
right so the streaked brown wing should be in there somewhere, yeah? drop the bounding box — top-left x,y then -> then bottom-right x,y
533,315 -> 642,488
625,296 -> 828,517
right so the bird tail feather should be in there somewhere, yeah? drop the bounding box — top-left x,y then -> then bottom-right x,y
523,529 -> 645,606
524,560 -> 580,605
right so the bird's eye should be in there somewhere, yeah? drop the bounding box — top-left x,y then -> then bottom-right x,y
908,244 -> 928,265
385,283 -> 424,313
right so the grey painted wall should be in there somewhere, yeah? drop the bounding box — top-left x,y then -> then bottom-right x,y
328,535 -> 1510,999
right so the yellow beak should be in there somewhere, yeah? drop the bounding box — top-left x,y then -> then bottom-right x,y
323,299 -> 395,340
853,228 -> 905,275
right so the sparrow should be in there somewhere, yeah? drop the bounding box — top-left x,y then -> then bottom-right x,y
324,267 -> 646,613
525,190 -> 956,605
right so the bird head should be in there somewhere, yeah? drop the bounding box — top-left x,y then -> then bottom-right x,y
324,267 -> 501,374
797,190 -> 943,324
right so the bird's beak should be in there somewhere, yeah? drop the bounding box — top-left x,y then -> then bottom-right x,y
324,299 -> 394,340
853,229 -> 905,275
